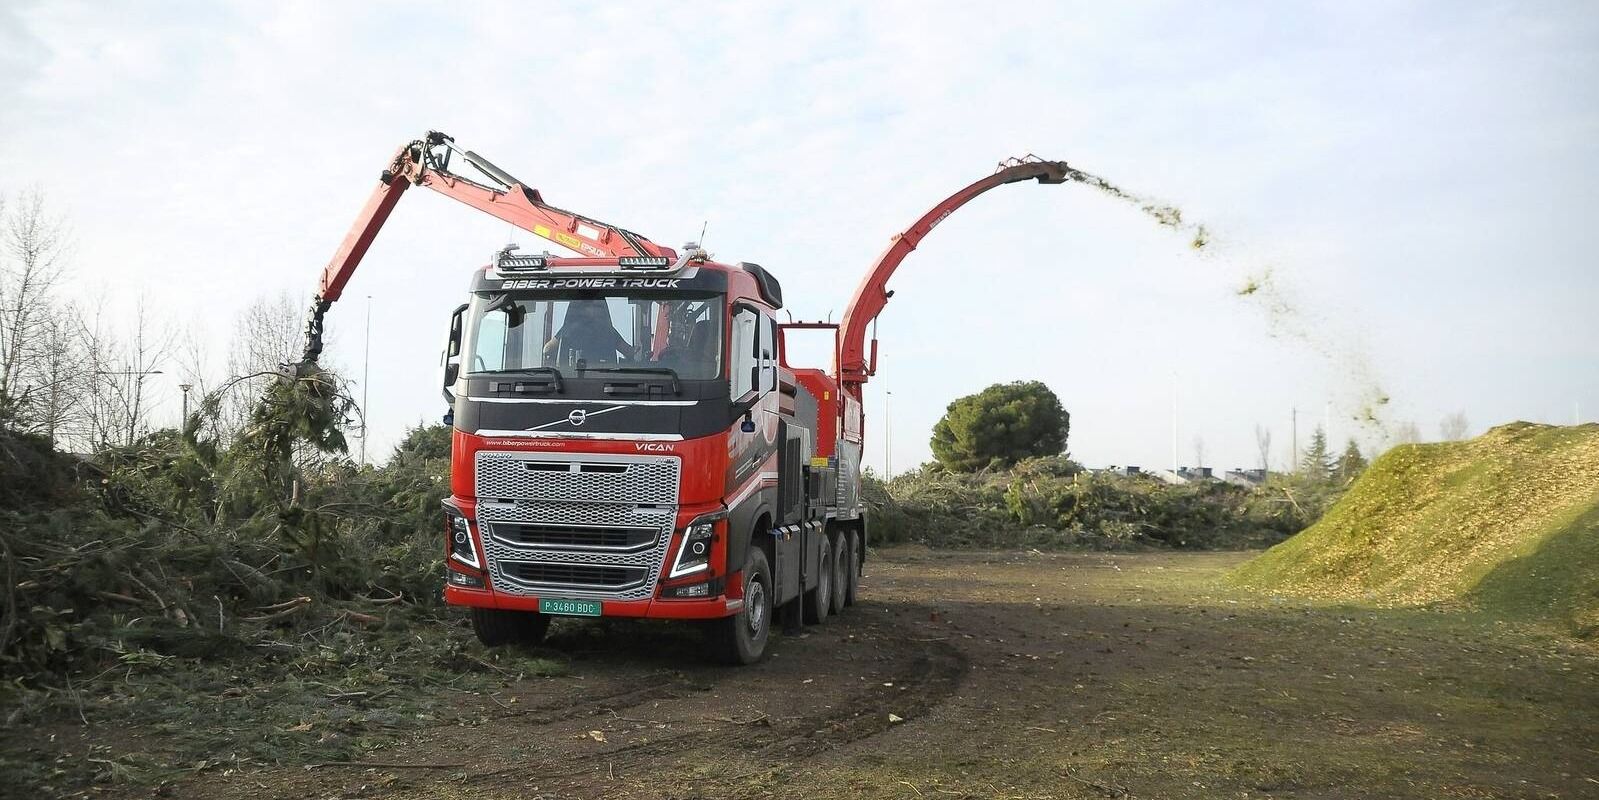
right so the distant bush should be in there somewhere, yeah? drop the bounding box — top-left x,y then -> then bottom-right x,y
866,457 -> 1319,551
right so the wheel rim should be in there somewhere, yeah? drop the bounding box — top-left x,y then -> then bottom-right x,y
746,576 -> 766,636
819,551 -> 831,604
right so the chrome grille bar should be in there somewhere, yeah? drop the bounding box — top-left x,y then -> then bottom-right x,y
474,451 -> 681,601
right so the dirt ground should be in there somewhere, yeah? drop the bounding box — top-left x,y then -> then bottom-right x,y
68,548 -> 1599,799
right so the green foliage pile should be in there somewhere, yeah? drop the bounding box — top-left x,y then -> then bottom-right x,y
0,369 -> 452,678
931,381 -> 1069,472
1232,423 -> 1599,636
0,368 -> 516,791
864,456 -> 1307,551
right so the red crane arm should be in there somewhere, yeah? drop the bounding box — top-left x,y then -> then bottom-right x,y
302,131 -> 674,362
835,157 -> 1074,396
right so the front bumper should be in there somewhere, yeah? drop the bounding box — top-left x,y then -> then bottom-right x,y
444,496 -> 739,620
444,581 -> 744,620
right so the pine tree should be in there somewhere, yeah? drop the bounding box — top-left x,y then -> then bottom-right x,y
1336,438 -> 1368,483
1299,426 -> 1332,480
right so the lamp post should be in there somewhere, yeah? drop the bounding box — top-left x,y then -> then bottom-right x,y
361,295 -> 372,466
885,389 -> 893,480
179,383 -> 193,422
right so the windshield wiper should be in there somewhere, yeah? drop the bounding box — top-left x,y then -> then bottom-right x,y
477,366 -> 564,393
578,365 -> 681,396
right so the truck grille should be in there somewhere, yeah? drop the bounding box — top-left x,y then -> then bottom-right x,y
476,451 -> 679,505
474,452 -> 680,601
498,561 -> 647,590
485,522 -> 657,551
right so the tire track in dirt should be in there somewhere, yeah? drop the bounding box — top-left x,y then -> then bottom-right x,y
460,609 -> 968,792
482,671 -> 699,727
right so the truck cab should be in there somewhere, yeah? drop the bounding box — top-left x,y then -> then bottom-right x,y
439,251 -> 863,664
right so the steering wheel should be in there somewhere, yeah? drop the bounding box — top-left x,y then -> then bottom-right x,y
472,355 -> 487,371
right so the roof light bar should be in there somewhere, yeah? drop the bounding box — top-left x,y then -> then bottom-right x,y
618,256 -> 672,270
497,254 -> 548,271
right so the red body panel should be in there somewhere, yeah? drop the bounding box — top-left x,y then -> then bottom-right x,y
791,369 -> 841,459
444,358 -> 757,620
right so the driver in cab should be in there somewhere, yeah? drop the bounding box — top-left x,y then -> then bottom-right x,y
544,300 -> 630,366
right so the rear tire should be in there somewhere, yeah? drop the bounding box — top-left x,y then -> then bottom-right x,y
713,547 -> 773,665
470,607 -> 550,647
828,532 -> 847,615
843,529 -> 860,607
804,536 -> 832,624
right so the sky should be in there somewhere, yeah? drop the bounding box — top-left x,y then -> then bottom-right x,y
2,1 -> 1595,474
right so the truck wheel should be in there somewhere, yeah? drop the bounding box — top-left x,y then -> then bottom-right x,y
804,537 -> 832,624
844,530 -> 860,607
713,547 -> 773,665
829,532 -> 847,615
470,607 -> 550,647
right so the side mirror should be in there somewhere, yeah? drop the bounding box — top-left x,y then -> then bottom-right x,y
732,388 -> 760,416
442,303 -> 467,405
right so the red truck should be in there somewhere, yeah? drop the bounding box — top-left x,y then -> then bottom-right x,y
302,132 -> 1068,663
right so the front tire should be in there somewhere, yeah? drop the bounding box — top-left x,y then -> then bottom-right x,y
470,607 -> 550,647
713,547 -> 773,665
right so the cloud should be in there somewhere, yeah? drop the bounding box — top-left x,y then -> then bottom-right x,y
1,1 -> 1595,469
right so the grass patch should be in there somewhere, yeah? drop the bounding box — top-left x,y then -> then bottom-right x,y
0,611 -> 569,793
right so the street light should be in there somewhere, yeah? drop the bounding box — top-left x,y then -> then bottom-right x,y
885,389 -> 893,480
361,295 -> 372,466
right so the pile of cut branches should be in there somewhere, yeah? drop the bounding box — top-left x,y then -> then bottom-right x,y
0,366 -> 447,678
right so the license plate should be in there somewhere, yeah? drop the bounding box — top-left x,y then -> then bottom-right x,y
539,598 -> 601,617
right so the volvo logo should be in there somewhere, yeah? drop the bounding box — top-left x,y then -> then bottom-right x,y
528,405 -> 624,433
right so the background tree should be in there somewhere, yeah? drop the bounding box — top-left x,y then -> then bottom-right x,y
0,189 -> 69,415
1440,411 -> 1470,441
1254,424 -> 1272,473
1392,421 -> 1423,445
223,292 -> 305,437
1299,425 -> 1332,480
930,380 -> 1068,472
1335,438 -> 1368,483
1193,435 -> 1207,469
28,312 -> 83,445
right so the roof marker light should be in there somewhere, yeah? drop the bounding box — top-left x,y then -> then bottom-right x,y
618,256 -> 672,270
495,243 -> 547,271
497,254 -> 548,271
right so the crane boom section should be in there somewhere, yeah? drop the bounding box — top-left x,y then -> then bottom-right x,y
835,158 -> 1071,396
304,132 -> 673,362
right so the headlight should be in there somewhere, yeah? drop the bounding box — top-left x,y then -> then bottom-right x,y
668,513 -> 723,579
447,511 -> 480,569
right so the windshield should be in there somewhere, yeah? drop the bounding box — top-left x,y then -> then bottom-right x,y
464,292 -> 723,380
